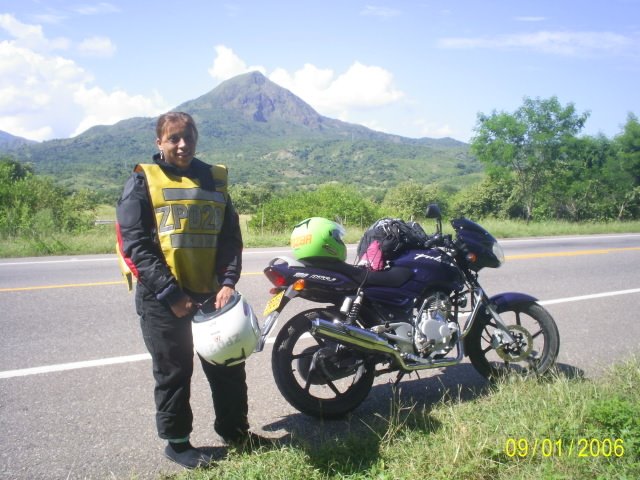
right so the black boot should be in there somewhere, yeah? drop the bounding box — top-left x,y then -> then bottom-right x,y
164,441 -> 213,469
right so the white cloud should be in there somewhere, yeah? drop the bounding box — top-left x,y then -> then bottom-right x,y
73,3 -> 121,15
208,45 -> 266,82
269,63 -> 337,110
270,61 -> 405,117
324,62 -> 404,110
514,16 -> 546,22
32,13 -> 68,25
72,87 -> 165,136
273,61 -> 404,116
360,6 -> 401,18
0,13 -> 69,51
0,15 -> 167,140
414,119 -> 455,139
77,36 -> 116,57
438,30 -> 636,56
0,42 -> 87,139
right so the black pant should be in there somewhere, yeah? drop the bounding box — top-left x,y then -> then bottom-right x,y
136,286 -> 249,441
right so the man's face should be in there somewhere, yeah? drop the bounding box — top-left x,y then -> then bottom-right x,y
156,121 -> 197,170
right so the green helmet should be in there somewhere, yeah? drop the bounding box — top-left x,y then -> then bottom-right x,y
290,217 -> 347,261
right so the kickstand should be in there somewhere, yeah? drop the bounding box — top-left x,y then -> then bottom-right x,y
394,370 -> 422,388
393,372 -> 405,388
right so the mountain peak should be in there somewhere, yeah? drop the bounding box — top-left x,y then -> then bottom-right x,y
180,71 -> 324,127
242,70 -> 269,85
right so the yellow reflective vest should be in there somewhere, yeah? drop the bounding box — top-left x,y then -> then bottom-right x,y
137,163 -> 228,294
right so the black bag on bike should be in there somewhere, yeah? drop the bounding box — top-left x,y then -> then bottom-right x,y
356,218 -> 429,270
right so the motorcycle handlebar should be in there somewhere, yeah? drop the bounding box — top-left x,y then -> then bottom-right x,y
424,234 -> 455,250
423,235 -> 439,249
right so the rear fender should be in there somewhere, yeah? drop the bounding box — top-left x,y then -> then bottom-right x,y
256,286 -> 299,353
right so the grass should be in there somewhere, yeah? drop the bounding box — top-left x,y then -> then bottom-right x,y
164,358 -> 640,480
0,225 -> 118,257
473,218 -> 640,239
1,218 -> 640,258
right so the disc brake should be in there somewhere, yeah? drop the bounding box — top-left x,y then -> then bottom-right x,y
492,324 -> 533,362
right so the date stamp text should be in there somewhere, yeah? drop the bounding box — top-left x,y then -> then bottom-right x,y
504,438 -> 625,459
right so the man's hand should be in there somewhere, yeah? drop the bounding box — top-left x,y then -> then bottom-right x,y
215,285 -> 235,309
170,294 -> 196,318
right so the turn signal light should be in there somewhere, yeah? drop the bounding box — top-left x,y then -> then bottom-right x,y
466,252 -> 478,263
293,279 -> 306,291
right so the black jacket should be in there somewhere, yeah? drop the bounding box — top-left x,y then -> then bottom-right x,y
116,154 -> 243,305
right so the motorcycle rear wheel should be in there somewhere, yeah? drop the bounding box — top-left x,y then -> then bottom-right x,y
466,301 -> 560,379
271,308 -> 375,419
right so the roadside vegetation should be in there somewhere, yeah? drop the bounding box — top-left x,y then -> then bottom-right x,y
1,213 -> 639,258
162,358 -> 640,480
1,96 -> 638,258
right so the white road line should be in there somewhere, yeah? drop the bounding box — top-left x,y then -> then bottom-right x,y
2,287 -> 638,380
0,257 -> 117,267
0,353 -> 151,379
539,288 -> 640,305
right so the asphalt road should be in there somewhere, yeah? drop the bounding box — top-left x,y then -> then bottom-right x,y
1,234 -> 639,479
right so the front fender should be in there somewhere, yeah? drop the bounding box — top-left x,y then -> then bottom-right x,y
463,291 -> 538,353
489,292 -> 538,312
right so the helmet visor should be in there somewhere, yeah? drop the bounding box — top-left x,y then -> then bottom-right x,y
331,224 -> 346,243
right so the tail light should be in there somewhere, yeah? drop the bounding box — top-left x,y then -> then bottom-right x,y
264,268 -> 287,288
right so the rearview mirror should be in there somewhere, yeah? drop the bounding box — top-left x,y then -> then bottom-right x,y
425,204 -> 441,219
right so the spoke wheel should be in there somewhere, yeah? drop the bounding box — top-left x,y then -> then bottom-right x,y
271,309 -> 375,419
466,301 -> 560,379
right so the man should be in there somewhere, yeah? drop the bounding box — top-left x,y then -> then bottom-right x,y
116,112 -> 249,469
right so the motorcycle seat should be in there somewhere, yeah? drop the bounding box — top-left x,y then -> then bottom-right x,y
300,258 -> 413,287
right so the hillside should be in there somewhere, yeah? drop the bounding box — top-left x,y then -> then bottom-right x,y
0,130 -> 36,149
0,72 -> 479,198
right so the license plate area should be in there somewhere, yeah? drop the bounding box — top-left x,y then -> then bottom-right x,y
263,291 -> 285,316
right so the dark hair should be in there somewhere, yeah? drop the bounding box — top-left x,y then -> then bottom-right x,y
156,112 -> 198,141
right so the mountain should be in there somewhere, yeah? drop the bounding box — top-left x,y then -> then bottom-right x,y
0,71 -> 479,198
0,130 -> 36,149
181,71 -> 394,139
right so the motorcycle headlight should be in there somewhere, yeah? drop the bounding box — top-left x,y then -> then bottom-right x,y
492,241 -> 505,266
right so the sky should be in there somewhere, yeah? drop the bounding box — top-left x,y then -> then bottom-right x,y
1,0 -> 639,143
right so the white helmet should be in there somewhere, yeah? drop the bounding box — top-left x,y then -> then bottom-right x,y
192,291 -> 260,366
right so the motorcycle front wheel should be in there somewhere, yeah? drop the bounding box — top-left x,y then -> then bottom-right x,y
271,308 -> 375,419
466,301 -> 560,379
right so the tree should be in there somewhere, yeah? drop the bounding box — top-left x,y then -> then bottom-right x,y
381,181 -> 448,219
450,173 -> 521,219
0,157 -> 97,237
0,157 -> 33,182
538,134 -> 615,220
229,184 -> 273,214
247,183 -> 379,232
471,96 -> 589,221
609,113 -> 640,219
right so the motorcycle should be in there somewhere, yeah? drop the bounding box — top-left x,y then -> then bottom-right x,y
256,205 -> 560,419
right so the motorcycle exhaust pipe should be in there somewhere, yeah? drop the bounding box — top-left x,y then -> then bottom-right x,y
310,318 -> 462,371
311,318 -> 395,354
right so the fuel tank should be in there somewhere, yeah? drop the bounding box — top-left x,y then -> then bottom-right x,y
363,249 -> 464,309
